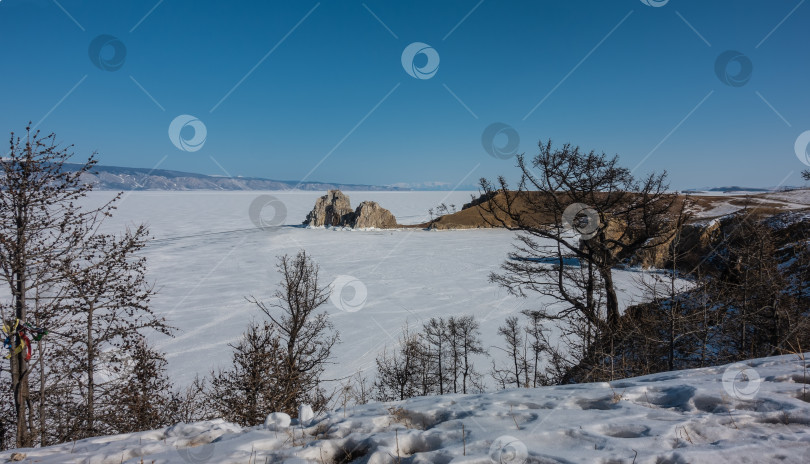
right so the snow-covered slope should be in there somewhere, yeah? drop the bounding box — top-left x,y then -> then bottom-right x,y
690,188 -> 810,219
5,354 -> 809,463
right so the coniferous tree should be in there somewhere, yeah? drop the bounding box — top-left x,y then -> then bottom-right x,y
109,340 -> 175,433
209,321 -> 286,426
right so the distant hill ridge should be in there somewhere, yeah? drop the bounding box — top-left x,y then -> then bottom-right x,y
684,186 -> 794,193
60,163 -> 407,191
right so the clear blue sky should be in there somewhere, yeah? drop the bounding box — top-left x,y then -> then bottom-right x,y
1,0 -> 808,190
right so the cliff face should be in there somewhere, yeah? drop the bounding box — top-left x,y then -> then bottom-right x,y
629,211 -> 810,272
629,220 -> 723,270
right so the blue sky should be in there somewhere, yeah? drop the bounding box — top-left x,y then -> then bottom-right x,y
1,0 -> 808,190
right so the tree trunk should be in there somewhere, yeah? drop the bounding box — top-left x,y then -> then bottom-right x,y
13,266 -> 30,448
669,312 -> 675,372
461,342 -> 468,394
522,341 -> 530,388
34,294 -> 47,447
86,305 -> 95,437
600,267 -> 621,330
38,338 -> 46,447
437,340 -> 443,395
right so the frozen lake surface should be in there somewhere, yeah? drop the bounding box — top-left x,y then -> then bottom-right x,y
78,191 -> 680,389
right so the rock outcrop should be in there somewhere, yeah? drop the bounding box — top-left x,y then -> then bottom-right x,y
304,190 -> 398,229
304,190 -> 354,227
351,201 -> 397,229
629,217 -> 740,270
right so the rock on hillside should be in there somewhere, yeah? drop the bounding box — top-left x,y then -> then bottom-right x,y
304,191 -> 398,229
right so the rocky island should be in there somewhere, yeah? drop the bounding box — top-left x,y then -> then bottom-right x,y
304,190 -> 398,229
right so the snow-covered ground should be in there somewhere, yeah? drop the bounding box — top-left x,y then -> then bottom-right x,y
762,189 -> 810,209
4,354 -> 809,463
690,188 -> 810,219
70,191 -> 685,390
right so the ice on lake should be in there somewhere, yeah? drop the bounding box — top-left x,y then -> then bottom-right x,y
77,190 -> 683,388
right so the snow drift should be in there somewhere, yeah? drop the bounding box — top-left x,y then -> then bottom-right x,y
4,354 -> 809,463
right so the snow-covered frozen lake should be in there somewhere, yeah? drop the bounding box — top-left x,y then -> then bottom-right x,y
80,191 -> 680,389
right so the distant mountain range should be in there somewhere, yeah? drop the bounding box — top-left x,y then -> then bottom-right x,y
64,164 -> 407,191
683,186 -> 802,193
60,164 -> 798,193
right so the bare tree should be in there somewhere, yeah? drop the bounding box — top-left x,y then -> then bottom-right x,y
0,126 -> 118,447
373,326 -> 423,401
337,371 -> 372,410
480,140 -> 682,379
622,200 -> 699,373
170,375 -> 215,424
249,250 -> 339,416
377,316 -> 485,398
421,318 -> 448,394
56,228 -> 172,438
492,316 -> 526,389
454,315 -> 485,394
521,309 -> 550,387
718,212 -> 793,358
447,317 -> 462,392
593,207 -> 810,380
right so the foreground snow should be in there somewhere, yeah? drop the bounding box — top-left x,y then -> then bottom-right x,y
6,354 -> 810,463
